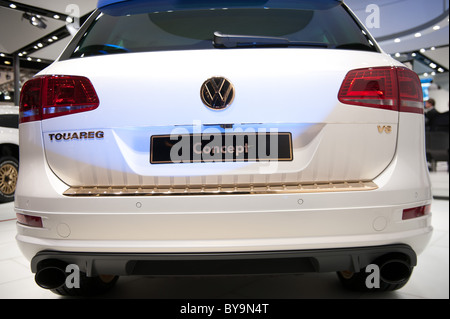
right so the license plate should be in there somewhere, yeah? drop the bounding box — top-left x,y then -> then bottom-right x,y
150,133 -> 292,164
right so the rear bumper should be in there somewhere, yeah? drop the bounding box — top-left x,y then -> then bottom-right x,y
31,244 -> 416,276
16,200 -> 433,260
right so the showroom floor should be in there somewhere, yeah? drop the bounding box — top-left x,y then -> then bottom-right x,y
0,169 -> 448,299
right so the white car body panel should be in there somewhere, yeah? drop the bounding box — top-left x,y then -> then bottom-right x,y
0,105 -> 19,146
39,50 -> 402,187
16,111 -> 432,260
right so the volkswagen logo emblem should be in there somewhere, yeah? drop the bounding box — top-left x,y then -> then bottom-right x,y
200,77 -> 235,110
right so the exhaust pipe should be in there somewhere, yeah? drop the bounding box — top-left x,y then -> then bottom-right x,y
376,253 -> 413,284
35,259 -> 68,290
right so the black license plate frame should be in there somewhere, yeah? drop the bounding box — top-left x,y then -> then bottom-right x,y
150,132 -> 293,164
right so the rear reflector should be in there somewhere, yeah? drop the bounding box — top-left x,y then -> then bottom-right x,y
402,205 -> 431,220
19,75 -> 99,123
338,66 -> 423,114
16,213 -> 43,228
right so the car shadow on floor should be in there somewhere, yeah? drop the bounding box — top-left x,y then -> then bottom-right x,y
93,272 -> 402,299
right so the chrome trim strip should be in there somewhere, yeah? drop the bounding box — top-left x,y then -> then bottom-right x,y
64,181 -> 378,197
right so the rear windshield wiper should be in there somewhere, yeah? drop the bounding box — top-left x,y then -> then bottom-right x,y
213,31 -> 329,48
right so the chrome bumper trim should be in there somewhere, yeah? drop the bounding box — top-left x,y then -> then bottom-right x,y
64,181 -> 378,197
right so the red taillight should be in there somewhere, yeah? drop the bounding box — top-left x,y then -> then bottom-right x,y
338,66 -> 423,114
19,77 -> 44,123
19,75 -> 99,123
396,67 -> 424,114
16,213 -> 43,228
338,67 -> 398,111
402,205 -> 431,220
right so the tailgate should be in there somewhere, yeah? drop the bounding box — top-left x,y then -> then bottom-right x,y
41,49 -> 399,190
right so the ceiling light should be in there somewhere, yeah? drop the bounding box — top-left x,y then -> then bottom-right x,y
420,48 -> 426,53
53,15 -> 60,19
429,63 -> 437,69
9,4 -> 16,9
22,12 -> 47,29
394,38 -> 401,43
414,32 -> 422,38
438,68 -> 444,73
433,25 -> 441,30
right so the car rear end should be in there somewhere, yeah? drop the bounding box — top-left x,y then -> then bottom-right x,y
15,0 -> 432,295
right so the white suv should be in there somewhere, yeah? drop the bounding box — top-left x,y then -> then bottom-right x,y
16,0 -> 433,296
0,105 -> 19,203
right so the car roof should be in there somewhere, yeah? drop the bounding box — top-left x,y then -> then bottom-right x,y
97,0 -> 342,10
98,0 -> 126,8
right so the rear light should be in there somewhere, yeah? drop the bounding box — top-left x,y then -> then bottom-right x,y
338,67 -> 398,111
396,67 -> 425,113
16,213 -> 43,228
338,66 -> 423,114
19,75 -> 99,123
402,205 -> 431,220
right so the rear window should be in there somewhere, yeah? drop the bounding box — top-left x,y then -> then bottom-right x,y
61,1 -> 378,59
